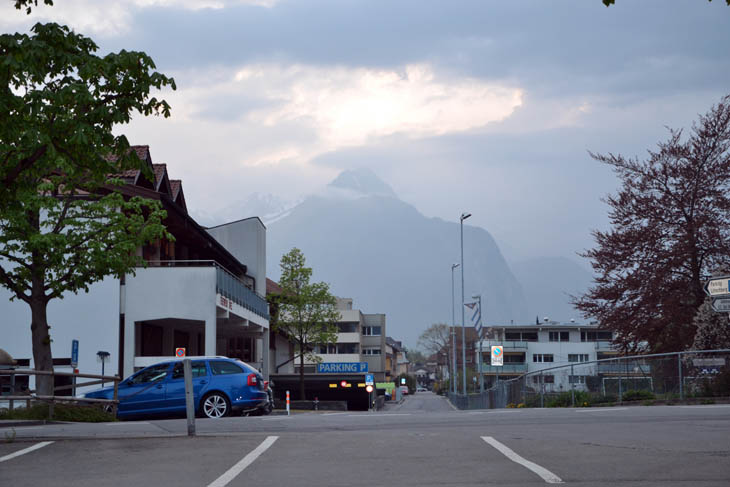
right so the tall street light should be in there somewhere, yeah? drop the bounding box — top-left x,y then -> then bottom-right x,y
451,263 -> 460,395
460,212 -> 471,395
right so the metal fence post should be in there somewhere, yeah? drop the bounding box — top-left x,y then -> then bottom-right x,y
678,352 -> 684,400
570,364 -> 575,407
540,371 -> 544,408
184,359 -> 196,436
618,360 -> 623,405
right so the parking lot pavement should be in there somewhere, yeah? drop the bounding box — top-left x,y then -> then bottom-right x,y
0,405 -> 728,486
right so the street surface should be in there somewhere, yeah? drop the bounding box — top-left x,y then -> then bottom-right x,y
1,392 -> 729,486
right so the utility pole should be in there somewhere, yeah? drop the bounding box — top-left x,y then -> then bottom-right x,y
451,263 -> 459,395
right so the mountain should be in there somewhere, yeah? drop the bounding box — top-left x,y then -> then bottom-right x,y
510,256 -> 593,323
192,192 -> 301,227
265,168 -> 529,347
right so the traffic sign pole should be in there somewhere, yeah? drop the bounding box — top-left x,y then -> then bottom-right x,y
184,358 -> 196,436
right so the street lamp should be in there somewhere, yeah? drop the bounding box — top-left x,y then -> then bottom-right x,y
97,350 -> 110,387
460,212 -> 471,395
451,263 -> 460,395
472,294 -> 483,393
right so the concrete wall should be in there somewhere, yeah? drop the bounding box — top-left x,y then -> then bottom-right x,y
206,217 -> 266,296
123,266 -> 217,378
0,277 -> 119,390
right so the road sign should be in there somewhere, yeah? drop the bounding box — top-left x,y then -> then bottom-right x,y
401,377 -> 406,385
71,339 -> 79,368
491,345 -> 503,366
175,348 -> 186,358
704,276 -> 730,297
711,297 -> 730,312
366,385 -> 374,393
316,362 -> 368,373
365,373 -> 374,386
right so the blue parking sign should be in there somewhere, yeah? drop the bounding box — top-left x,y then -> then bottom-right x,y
71,339 -> 79,368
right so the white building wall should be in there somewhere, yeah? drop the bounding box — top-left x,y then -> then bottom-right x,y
1,277 -> 119,390
206,218 -> 266,296
123,266 -> 217,378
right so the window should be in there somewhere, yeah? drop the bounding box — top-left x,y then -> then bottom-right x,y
549,331 -> 570,342
504,353 -> 526,364
581,331 -> 613,342
505,331 -> 538,341
171,361 -> 207,380
362,326 -> 381,336
569,375 -> 587,384
337,322 -> 358,333
128,363 -> 170,384
532,354 -> 554,363
363,348 -> 381,356
337,343 -> 358,354
532,374 -> 554,384
210,361 -> 245,375
568,354 -> 589,362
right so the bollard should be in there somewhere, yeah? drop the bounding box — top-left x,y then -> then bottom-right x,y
286,390 -> 290,416
184,359 -> 196,436
314,396 -> 319,411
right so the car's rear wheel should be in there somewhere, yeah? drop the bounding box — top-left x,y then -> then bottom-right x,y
201,392 -> 230,419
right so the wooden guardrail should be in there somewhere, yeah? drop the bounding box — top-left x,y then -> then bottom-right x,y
0,368 -> 120,418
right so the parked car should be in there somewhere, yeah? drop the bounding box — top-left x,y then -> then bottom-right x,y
416,386 -> 427,393
85,357 -> 268,419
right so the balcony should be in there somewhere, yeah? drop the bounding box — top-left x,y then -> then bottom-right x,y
595,341 -> 616,351
480,363 -> 528,374
482,341 -> 529,349
215,263 -> 269,319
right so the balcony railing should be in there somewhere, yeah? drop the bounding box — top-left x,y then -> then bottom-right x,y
141,260 -> 269,320
480,363 -> 528,374
597,363 -> 651,375
215,264 -> 269,320
595,341 -> 616,350
481,341 -> 529,349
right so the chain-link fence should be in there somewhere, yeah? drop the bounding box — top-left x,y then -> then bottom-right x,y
448,349 -> 730,409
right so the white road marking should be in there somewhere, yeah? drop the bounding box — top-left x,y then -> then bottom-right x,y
323,412 -> 348,416
482,436 -> 563,484
0,441 -> 54,463
575,407 -> 628,413
207,436 -> 278,487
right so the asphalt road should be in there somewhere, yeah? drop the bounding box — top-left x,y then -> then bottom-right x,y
1,393 -> 729,487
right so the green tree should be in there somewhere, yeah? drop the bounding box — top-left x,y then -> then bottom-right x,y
269,248 -> 339,399
0,6 -> 175,394
417,323 -> 453,384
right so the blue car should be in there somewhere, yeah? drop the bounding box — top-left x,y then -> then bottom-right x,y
85,357 -> 267,419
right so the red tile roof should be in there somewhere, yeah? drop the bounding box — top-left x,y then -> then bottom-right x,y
170,180 -> 182,200
266,278 -> 282,295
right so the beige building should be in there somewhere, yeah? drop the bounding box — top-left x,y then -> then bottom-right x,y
298,297 -> 388,381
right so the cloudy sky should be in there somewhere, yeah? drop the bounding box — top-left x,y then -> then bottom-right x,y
4,0 -> 730,264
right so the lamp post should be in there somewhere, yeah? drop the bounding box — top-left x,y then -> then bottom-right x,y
460,212 -> 471,395
451,263 -> 460,395
472,294 -> 483,393
97,350 -> 110,387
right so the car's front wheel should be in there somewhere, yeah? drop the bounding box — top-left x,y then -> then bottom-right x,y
201,392 -> 230,419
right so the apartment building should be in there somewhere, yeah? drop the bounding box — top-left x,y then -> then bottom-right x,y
1,146 -> 277,387
476,320 -> 620,392
299,298 -> 388,381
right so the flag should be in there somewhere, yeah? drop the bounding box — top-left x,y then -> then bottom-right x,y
466,301 -> 482,335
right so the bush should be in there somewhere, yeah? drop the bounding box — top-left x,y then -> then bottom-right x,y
589,393 -> 617,405
0,403 -> 116,422
622,390 -> 656,402
545,391 -> 592,408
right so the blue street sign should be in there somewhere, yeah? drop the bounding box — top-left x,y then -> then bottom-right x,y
71,339 -> 79,368
365,373 -> 374,385
317,362 -> 368,374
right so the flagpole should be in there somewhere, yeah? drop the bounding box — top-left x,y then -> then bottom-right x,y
460,212 -> 471,395
473,295 -> 483,394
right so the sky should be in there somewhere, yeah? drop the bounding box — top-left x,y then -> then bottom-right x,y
3,0 -> 730,265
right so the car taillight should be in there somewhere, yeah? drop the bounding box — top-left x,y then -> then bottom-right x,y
247,373 -> 258,386
264,380 -> 269,389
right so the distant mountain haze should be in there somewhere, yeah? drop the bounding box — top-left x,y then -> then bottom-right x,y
264,169 -> 531,347
510,257 -> 594,324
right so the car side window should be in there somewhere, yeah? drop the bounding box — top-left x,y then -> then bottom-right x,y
171,361 -> 208,380
128,363 -> 170,385
210,361 -> 244,375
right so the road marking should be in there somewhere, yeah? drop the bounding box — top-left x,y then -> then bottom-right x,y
103,421 -> 149,426
575,407 -> 628,413
482,436 -> 563,484
207,436 -> 278,487
0,441 -> 54,463
323,412 -> 348,416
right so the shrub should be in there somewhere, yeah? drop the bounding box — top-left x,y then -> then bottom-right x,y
622,390 -> 656,402
0,403 -> 116,422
